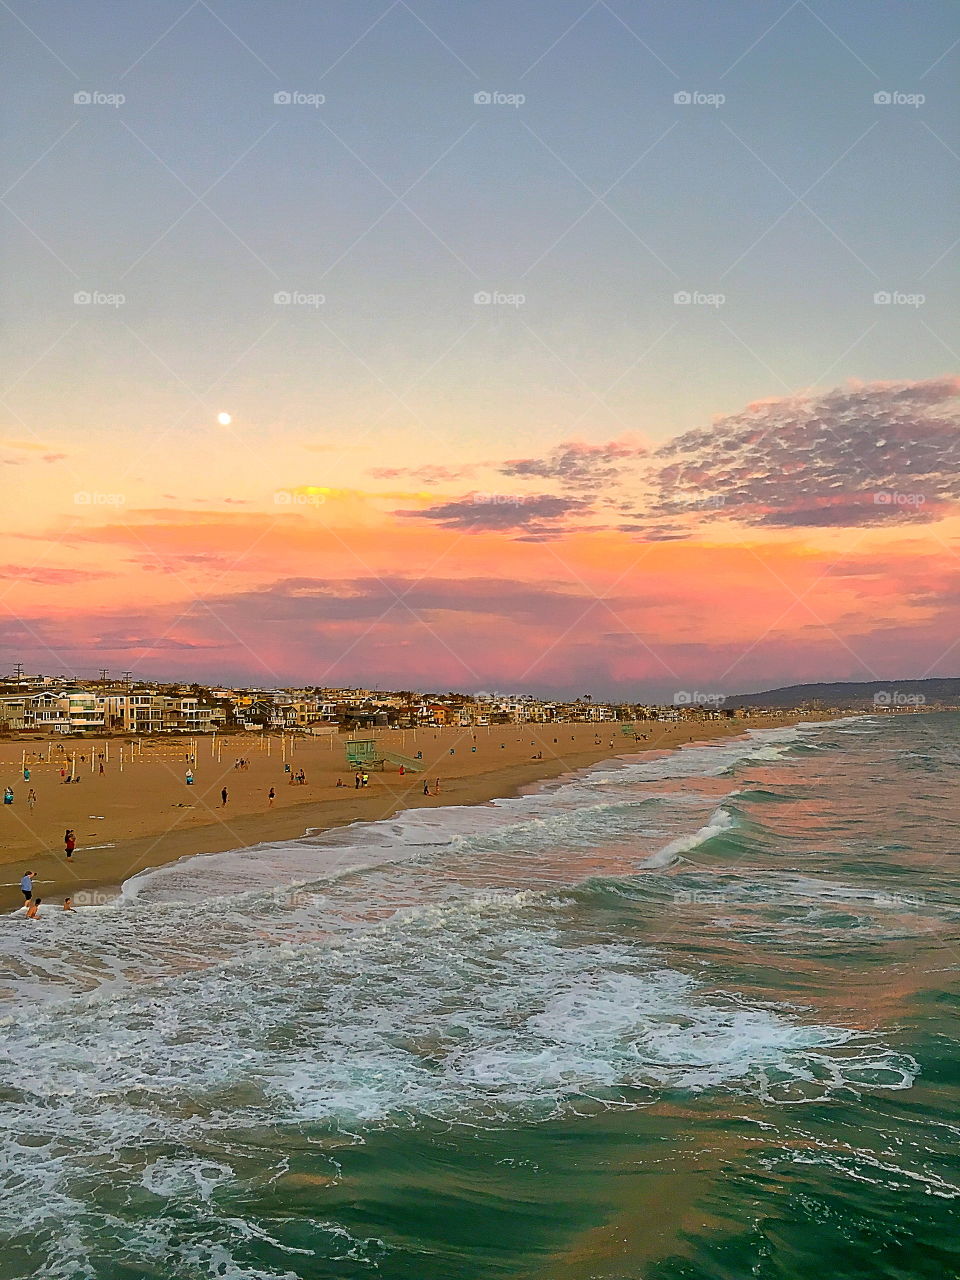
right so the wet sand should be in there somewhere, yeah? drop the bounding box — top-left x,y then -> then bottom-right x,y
0,714 -> 835,911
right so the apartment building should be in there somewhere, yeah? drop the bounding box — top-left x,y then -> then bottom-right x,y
21,690 -> 105,733
104,692 -> 165,734
0,696 -> 26,731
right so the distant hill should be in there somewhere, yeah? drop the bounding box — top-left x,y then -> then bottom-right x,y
727,678 -> 960,709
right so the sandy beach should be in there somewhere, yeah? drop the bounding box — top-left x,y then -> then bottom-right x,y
0,714 -> 837,912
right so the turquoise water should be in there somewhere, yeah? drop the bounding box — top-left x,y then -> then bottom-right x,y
1,714 -> 959,1278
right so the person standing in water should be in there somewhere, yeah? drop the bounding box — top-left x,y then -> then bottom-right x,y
63,897 -> 74,911
26,898 -> 42,919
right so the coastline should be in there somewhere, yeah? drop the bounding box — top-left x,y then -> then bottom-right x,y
0,713 -> 848,912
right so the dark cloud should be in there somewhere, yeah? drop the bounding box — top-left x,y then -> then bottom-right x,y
615,521 -> 691,541
753,501 -> 930,528
395,493 -> 589,536
649,378 -> 960,528
96,634 -> 223,651
501,439 -> 646,493
197,574 -> 640,629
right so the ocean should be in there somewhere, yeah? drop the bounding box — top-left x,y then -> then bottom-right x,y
1,713 -> 959,1279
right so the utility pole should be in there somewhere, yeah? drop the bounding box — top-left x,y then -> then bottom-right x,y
12,662 -> 24,682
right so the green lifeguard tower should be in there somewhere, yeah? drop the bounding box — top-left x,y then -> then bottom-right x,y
345,738 -> 379,768
345,738 -> 424,772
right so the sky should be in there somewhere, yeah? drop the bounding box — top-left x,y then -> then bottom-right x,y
2,0 -> 959,699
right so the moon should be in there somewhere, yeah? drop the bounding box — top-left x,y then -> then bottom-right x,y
217,412 -> 232,426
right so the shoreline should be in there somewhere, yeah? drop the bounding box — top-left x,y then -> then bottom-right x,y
0,713 -> 851,912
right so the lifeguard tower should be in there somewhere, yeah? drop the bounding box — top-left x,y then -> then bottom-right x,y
345,738 -> 423,772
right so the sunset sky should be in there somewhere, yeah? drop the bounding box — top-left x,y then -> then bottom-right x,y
3,1 -> 958,697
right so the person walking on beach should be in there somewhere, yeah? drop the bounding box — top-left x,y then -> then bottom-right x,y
268,787 -> 275,806
221,787 -> 228,807
423,780 -> 430,796
185,768 -> 194,786
64,829 -> 76,859
20,871 -> 36,902
3,786 -> 13,805
27,788 -> 37,812
354,772 -> 361,789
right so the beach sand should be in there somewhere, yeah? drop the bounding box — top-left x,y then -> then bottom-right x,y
0,714 -> 833,911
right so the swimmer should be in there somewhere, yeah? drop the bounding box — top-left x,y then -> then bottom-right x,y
25,898 -> 42,919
